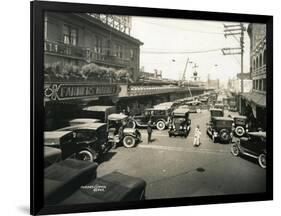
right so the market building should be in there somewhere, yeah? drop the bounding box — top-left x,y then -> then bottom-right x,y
240,23 -> 266,130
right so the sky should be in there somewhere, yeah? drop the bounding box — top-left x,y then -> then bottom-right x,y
130,16 -> 250,85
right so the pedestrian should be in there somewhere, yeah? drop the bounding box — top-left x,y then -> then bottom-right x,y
193,125 -> 201,147
147,120 -> 153,143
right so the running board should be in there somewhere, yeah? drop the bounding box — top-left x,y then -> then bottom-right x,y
243,152 -> 258,159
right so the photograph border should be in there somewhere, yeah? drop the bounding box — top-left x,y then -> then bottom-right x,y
31,1 -> 273,215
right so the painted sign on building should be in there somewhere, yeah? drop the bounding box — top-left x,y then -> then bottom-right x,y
44,82 -> 121,101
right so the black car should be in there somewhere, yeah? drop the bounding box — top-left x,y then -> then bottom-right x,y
231,131 -> 266,168
207,117 -> 233,143
129,107 -> 171,130
232,115 -> 248,137
45,159 -> 146,205
168,108 -> 191,137
57,123 -> 111,162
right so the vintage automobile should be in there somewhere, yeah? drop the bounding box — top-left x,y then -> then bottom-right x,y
209,108 -> 224,120
44,159 -> 146,205
231,131 -> 266,168
168,108 -> 191,137
57,123 -> 110,162
232,115 -> 248,137
81,105 -> 116,122
44,131 -> 77,160
128,107 -> 171,130
183,100 -> 202,113
68,118 -> 100,126
107,113 -> 142,148
207,117 -> 233,143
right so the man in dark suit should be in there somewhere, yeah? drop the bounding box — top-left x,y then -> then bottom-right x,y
147,120 -> 153,143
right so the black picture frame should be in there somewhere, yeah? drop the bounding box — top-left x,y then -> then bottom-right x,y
31,1 -> 273,215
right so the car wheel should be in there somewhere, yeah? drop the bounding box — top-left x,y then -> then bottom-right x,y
76,150 -> 95,162
231,144 -> 240,156
156,120 -> 166,130
235,126 -> 245,137
127,120 -> 136,129
258,153 -> 266,169
123,136 -> 136,148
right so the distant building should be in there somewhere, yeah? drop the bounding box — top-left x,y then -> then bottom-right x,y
44,12 -> 143,81
240,23 -> 266,130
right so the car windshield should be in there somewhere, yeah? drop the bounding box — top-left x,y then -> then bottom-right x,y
173,117 -> 186,123
235,118 -> 246,124
215,120 -> 233,127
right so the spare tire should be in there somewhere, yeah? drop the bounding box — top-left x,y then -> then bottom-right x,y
219,129 -> 230,142
235,126 -> 245,137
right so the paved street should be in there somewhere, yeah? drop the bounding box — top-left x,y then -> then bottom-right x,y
97,109 -> 266,199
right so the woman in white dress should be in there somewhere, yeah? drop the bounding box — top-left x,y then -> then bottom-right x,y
193,125 -> 201,147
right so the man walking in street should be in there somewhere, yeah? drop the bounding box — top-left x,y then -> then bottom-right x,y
147,120 -> 153,143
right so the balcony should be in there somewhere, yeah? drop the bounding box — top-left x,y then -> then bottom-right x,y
45,40 -> 132,68
44,40 -> 86,60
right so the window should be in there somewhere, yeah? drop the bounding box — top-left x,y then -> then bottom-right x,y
259,53 -> 263,67
253,80 -> 256,90
259,79 -> 262,91
263,79 -> 266,91
63,25 -> 78,46
130,49 -> 134,60
115,44 -> 123,58
95,36 -> 103,53
63,25 -> 70,44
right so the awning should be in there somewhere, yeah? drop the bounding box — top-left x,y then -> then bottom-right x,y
241,92 -> 266,108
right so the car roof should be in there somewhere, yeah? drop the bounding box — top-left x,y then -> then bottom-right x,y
57,123 -> 107,131
44,131 -> 73,139
210,108 -> 223,111
213,117 -> 233,121
248,131 -> 266,138
108,113 -> 128,120
146,107 -> 169,111
82,106 -> 115,112
69,118 -> 100,123
173,108 -> 189,115
233,115 -> 247,119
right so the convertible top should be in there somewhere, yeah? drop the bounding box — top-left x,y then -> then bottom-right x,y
69,118 -> 100,125
108,113 -> 128,121
57,123 -> 107,131
44,131 -> 73,140
173,108 -> 189,115
82,106 -> 115,112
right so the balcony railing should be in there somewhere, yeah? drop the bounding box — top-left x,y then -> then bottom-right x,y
45,40 -> 132,67
44,40 -> 86,60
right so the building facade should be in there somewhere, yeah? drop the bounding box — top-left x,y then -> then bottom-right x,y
44,12 -> 143,81
240,23 -> 266,130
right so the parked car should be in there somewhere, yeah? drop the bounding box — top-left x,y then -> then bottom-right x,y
44,159 -> 146,205
232,115 -> 248,137
207,117 -> 233,143
129,107 -> 171,130
209,108 -> 224,120
231,131 -> 266,168
44,131 -> 76,160
168,108 -> 191,137
107,113 -> 142,148
228,96 -> 237,111
68,118 -> 100,126
214,103 -> 224,111
57,123 -> 110,162
81,106 -> 116,122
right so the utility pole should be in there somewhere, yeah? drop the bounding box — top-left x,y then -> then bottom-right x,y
222,23 -> 245,93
